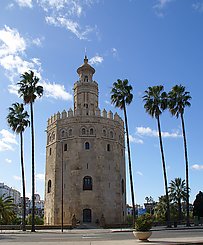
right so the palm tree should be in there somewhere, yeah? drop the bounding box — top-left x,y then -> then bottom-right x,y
168,85 -> 191,226
111,79 -> 136,222
143,85 -> 171,227
169,178 -> 187,223
0,194 -> 15,224
154,195 -> 168,222
7,102 -> 30,231
17,70 -> 43,232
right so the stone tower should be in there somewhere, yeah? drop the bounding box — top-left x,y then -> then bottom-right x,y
44,56 -> 126,226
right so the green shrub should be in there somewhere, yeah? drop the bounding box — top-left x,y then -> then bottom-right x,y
135,213 -> 153,231
26,214 -> 44,225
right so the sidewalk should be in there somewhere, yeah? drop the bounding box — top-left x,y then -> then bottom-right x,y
1,227 -> 203,244
1,239 -> 203,245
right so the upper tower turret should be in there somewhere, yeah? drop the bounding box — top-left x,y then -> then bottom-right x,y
77,55 -> 95,81
74,56 -> 99,116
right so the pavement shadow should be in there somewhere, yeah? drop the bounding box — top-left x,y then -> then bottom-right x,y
148,241 -> 203,245
0,235 -> 16,240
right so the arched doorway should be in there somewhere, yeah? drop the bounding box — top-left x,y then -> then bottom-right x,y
83,209 -> 92,223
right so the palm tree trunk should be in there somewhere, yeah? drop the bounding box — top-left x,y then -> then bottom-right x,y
178,198 -> 182,223
157,116 -> 171,227
123,103 -> 136,223
30,102 -> 35,232
181,113 -> 190,226
20,132 -> 26,231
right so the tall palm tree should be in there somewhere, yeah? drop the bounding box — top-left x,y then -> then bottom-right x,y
18,70 -> 43,232
7,102 -> 30,231
0,194 -> 15,224
111,79 -> 136,222
168,85 -> 191,226
143,85 -> 171,227
169,178 -> 187,223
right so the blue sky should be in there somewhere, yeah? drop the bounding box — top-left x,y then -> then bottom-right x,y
0,0 -> 203,206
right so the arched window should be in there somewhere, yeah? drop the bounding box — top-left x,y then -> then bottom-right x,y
52,132 -> 55,140
121,179 -> 124,194
64,144 -> 67,151
84,75 -> 88,82
68,129 -> 72,136
82,128 -> 86,135
85,142 -> 90,150
107,144 -> 110,152
48,180 -> 51,193
90,128 -> 94,135
61,129 -> 66,138
103,129 -> 106,137
83,176 -> 92,190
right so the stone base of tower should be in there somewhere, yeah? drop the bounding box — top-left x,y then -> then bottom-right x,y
44,208 -> 126,227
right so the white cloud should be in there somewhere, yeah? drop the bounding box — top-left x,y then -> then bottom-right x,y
0,26 -> 73,102
0,55 -> 36,81
36,173 -> 45,181
13,175 -> 21,181
39,0 -> 98,40
5,158 -> 12,164
0,25 -> 26,57
192,3 -> 203,12
136,126 -> 182,138
129,135 -> 144,144
7,3 -> 15,9
41,81 -> 73,101
38,0 -> 94,17
45,16 -> 93,40
32,38 -> 43,47
15,0 -> 33,8
153,0 -> 174,17
111,48 -> 118,57
89,55 -> 104,65
136,171 -> 143,176
191,164 -> 203,170
0,129 -> 18,152
154,0 -> 173,9
8,84 -> 19,96
0,26 -> 41,82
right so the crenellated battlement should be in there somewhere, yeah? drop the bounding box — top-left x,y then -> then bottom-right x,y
47,108 -> 123,126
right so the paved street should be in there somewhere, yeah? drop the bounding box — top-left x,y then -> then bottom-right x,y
0,228 -> 203,244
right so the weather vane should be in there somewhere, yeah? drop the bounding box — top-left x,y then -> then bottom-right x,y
85,47 -> 87,58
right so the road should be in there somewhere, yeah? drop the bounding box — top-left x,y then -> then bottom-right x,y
0,228 -> 203,244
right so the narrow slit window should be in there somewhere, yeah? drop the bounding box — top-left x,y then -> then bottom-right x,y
48,180 -> 51,193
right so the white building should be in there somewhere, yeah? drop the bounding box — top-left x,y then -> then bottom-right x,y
0,182 -> 21,205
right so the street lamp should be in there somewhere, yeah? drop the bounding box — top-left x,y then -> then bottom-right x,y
61,141 -> 64,233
